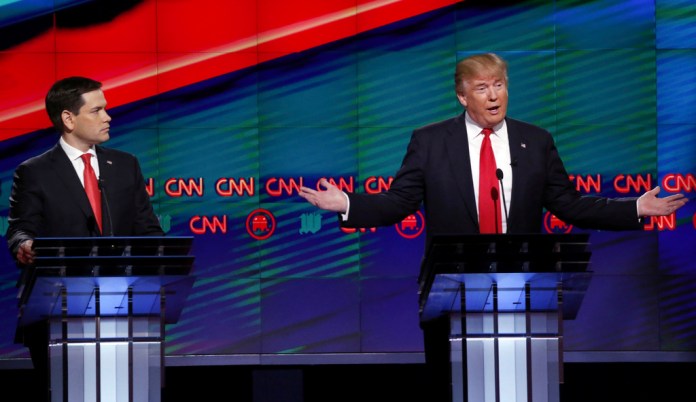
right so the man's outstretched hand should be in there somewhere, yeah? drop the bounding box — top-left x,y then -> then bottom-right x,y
638,186 -> 688,217
299,178 -> 348,213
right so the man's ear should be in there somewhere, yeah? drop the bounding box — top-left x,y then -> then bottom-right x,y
456,92 -> 467,108
61,110 -> 74,131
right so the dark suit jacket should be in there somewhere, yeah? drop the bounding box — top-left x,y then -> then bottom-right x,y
343,114 -> 642,248
7,142 -> 163,351
7,143 -> 164,258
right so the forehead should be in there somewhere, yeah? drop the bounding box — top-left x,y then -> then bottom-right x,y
468,75 -> 505,84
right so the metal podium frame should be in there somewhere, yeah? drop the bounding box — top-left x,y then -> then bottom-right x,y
418,233 -> 592,402
16,236 -> 195,402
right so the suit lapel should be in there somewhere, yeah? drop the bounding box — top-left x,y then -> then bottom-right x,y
95,146 -> 113,187
48,144 -> 95,221
445,114 -> 479,226
506,119 -> 527,232
96,146 -> 113,236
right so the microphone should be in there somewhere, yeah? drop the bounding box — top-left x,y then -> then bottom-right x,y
496,168 -> 509,233
98,178 -> 115,236
490,187 -> 500,234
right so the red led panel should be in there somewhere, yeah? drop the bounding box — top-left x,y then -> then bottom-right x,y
157,51 -> 259,95
257,0 -> 357,53
55,0 -> 156,53
0,52 -> 56,132
56,52 -> 158,108
0,0 -> 463,140
156,0 -> 258,53
4,24 -> 56,53
356,0 -> 461,33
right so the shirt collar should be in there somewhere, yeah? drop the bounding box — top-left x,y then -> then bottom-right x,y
60,136 -> 97,161
464,112 -> 506,141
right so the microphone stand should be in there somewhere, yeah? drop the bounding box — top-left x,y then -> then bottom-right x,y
496,168 -> 509,233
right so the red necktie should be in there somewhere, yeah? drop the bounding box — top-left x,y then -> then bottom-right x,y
478,128 -> 502,234
80,153 -> 102,233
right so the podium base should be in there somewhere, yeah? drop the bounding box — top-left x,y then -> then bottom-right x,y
448,280 -> 564,402
450,319 -> 561,402
49,316 -> 163,402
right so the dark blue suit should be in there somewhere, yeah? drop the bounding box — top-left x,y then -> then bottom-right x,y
341,113 -> 642,401
344,114 -> 642,248
7,143 -> 163,252
6,142 -> 163,400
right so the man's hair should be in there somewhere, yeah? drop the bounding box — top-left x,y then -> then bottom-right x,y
454,53 -> 508,96
45,76 -> 103,133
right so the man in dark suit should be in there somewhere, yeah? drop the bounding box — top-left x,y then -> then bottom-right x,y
299,53 -> 687,400
7,76 -> 163,400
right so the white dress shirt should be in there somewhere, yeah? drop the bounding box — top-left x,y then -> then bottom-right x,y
59,136 -> 100,187
464,113 -> 512,233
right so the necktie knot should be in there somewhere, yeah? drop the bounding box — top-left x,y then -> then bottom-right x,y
481,127 -> 494,137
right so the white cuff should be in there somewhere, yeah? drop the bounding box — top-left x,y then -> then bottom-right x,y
341,192 -> 350,221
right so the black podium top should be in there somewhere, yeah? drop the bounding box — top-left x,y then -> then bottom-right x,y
17,236 -> 195,326
418,233 -> 592,322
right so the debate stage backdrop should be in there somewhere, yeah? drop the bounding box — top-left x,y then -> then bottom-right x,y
1,0 -> 695,364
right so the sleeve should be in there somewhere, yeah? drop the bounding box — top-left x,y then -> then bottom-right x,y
541,134 -> 641,231
341,129 -> 426,228
6,163 -> 42,258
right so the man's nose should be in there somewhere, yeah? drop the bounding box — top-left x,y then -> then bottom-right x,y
487,87 -> 498,100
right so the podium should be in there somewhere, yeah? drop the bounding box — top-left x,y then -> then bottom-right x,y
16,236 -> 195,402
418,234 -> 592,402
